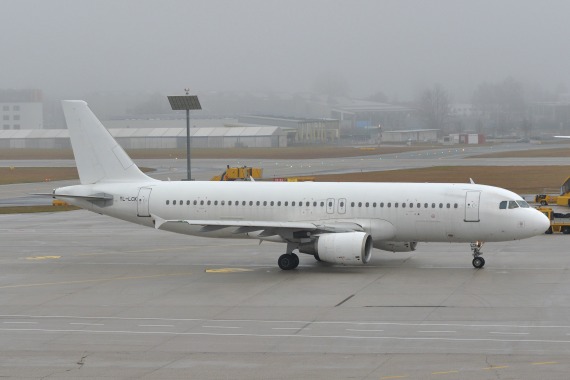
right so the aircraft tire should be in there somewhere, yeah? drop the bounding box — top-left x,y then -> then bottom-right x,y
472,257 -> 485,269
278,253 -> 299,270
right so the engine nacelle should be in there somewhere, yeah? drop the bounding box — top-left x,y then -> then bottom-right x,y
299,232 -> 372,265
374,241 -> 417,252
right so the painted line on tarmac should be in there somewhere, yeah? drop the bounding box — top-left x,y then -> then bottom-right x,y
1,327 -> 570,346
0,272 -> 193,289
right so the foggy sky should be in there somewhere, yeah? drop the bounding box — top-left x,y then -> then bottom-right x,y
2,0 -> 569,101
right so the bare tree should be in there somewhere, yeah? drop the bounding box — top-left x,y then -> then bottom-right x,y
419,84 -> 450,135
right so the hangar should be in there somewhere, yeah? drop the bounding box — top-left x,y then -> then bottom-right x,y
0,126 -> 287,149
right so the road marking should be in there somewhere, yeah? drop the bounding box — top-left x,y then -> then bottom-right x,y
26,256 -> 61,260
203,325 -> 241,329
531,361 -> 558,365
205,268 -> 254,273
346,329 -> 384,332
0,272 -> 193,289
272,327 -> 310,330
3,321 -> 37,324
489,332 -> 529,335
431,370 -> 458,375
70,323 -> 104,326
418,330 -> 456,333
138,324 -> 174,327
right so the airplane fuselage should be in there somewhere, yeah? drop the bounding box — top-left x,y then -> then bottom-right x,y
56,180 -> 545,245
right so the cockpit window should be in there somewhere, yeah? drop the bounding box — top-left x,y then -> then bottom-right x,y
508,201 -> 519,209
499,201 -> 507,209
516,200 -> 530,208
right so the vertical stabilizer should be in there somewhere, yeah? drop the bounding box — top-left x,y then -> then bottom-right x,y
62,100 -> 154,184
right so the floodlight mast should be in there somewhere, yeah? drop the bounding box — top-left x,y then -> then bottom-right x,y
167,92 -> 202,181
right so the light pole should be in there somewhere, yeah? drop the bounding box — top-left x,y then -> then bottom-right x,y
168,90 -> 201,181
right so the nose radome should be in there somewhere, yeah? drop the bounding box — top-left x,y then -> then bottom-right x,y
533,210 -> 551,235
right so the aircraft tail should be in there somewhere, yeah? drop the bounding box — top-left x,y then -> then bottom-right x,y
62,100 -> 154,184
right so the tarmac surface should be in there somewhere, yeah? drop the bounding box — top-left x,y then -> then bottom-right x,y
1,210 -> 570,379
2,144 -> 570,378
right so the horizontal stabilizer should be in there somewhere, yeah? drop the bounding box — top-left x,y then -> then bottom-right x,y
31,192 -> 113,201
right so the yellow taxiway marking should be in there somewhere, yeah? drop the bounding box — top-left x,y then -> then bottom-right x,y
483,365 -> 509,370
26,256 -> 61,260
381,376 -> 408,379
531,361 -> 558,365
431,370 -> 459,375
0,272 -> 192,289
205,268 -> 254,273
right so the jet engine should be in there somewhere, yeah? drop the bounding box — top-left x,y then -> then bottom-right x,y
374,241 -> 417,252
298,232 -> 372,265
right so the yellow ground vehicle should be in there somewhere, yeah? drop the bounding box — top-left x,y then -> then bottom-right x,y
211,166 -> 263,181
536,206 -> 570,234
535,176 -> 570,206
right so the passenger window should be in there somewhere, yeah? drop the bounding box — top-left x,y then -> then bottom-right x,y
284,201 -> 288,206
207,201 -> 211,205
439,203 -> 443,208
402,203 -> 406,208
424,203 -> 428,208
173,200 -> 177,205
358,202 -> 362,207
395,203 -> 399,208
306,202 -> 309,207
454,203 -> 458,208
193,200 -> 197,205
180,200 -> 183,205
278,201 -> 281,206
432,203 -> 435,208
256,201 -> 260,206
292,202 -> 296,206
263,201 -> 267,206
214,201 -> 218,206
387,202 -> 391,208
166,200 -> 170,205
271,201 -> 274,206
228,201 -> 232,206
351,202 -> 355,207
373,202 -> 377,207
313,202 -> 317,207
340,201 -> 344,207
200,200 -> 204,205
365,202 -> 369,207
380,202 -> 384,207
446,203 -> 450,208
186,200 -> 190,205
249,201 -> 253,206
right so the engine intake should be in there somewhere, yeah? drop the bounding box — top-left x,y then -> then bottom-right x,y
299,232 -> 372,265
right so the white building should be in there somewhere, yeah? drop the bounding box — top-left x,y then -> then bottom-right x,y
0,89 -> 43,130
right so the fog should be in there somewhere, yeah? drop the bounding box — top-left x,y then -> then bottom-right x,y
2,0 -> 569,101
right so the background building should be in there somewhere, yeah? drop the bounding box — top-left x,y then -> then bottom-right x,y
0,89 -> 43,130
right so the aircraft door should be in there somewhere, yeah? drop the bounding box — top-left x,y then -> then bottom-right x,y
464,191 -> 481,222
338,198 -> 346,214
326,198 -> 335,214
137,187 -> 152,217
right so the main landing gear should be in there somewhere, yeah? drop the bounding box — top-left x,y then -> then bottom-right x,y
278,242 -> 300,270
471,241 -> 485,269
278,253 -> 299,270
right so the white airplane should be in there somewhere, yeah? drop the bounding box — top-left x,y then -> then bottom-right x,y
47,101 -> 550,270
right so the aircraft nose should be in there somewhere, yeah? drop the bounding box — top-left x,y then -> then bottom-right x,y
531,209 -> 551,235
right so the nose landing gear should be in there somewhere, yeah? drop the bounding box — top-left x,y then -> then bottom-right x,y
470,241 -> 485,269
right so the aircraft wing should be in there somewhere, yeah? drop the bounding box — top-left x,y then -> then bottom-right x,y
152,214 -> 363,235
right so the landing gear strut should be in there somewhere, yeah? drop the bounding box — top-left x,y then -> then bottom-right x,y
278,242 -> 300,270
470,241 -> 485,269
